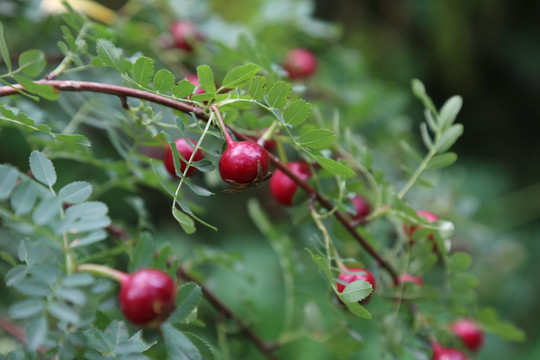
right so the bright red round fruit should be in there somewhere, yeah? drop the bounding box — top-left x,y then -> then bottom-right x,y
451,319 -> 484,352
348,195 -> 371,221
432,345 -> 469,360
404,210 -> 440,239
283,48 -> 317,80
163,137 -> 204,177
119,269 -> 176,327
337,267 -> 376,304
397,273 -> 424,286
219,141 -> 269,185
269,162 -> 312,206
170,21 -> 203,51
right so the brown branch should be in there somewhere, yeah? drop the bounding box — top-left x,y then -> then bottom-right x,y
176,267 -> 280,360
0,80 -> 398,282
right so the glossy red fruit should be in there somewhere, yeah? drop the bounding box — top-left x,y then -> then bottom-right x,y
397,273 -> 424,286
404,210 -> 440,240
163,137 -> 204,177
119,269 -> 176,327
337,267 -> 376,304
170,21 -> 203,51
451,319 -> 484,352
348,195 -> 371,221
283,48 -> 317,80
269,162 -> 312,206
185,74 -> 205,95
432,344 -> 469,360
219,141 -> 269,185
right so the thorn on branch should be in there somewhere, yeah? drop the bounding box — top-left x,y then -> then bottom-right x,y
119,95 -> 130,110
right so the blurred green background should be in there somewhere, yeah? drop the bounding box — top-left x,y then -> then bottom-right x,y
1,0 -> 539,359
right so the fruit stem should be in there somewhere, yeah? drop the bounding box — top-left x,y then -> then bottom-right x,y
211,105 -> 235,147
77,263 -> 129,283
258,121 -> 279,147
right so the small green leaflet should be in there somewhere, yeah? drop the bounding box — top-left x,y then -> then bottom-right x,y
266,81 -> 291,108
162,323 -> 202,360
220,63 -> 260,89
0,22 -> 12,72
131,56 -> 155,87
59,181 -> 93,204
196,65 -> 216,93
96,39 -> 130,73
153,69 -> 175,93
298,129 -> 335,149
29,151 -> 57,187
284,99 -> 311,126
167,282 -> 202,324
173,208 -> 196,234
314,156 -> 355,178
13,75 -> 59,100
438,95 -> 463,131
434,124 -> 463,153
426,152 -> 457,169
172,80 -> 196,98
248,76 -> 267,100
18,49 -> 46,77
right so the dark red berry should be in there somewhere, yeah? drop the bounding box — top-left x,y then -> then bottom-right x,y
336,267 -> 376,304
170,21 -> 203,51
348,195 -> 371,222
269,162 -> 312,206
163,137 -> 204,177
451,319 -> 484,352
283,48 -> 317,80
404,210 -> 439,240
185,74 -> 205,95
397,273 -> 424,286
119,269 -> 176,327
432,344 -> 469,360
219,141 -> 269,185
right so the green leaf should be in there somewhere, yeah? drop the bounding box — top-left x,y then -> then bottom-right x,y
0,165 -> 19,200
248,75 -> 267,100
306,249 -> 334,285
314,156 -> 355,178
49,301 -> 79,324
173,208 -> 196,234
74,230 -> 107,247
172,80 -> 196,98
96,39 -> 129,73
25,317 -> 47,351
426,152 -> 457,169
339,280 -> 372,303
32,196 -> 61,225
13,75 -> 59,100
54,286 -> 86,306
59,181 -> 93,204
29,150 -> 57,186
66,201 -> 108,219
168,282 -> 202,324
434,124 -> 464,153
184,178 -> 214,197
54,134 -> 91,146
130,232 -> 154,272
438,95 -> 463,130
411,78 -> 437,115
448,252 -> 472,273
17,49 -> 46,77
10,181 -> 38,216
341,299 -> 372,319
62,273 -> 94,287
196,65 -> 216,93
420,123 -> 433,150
284,99 -> 311,126
9,298 -> 46,319
298,129 -> 335,149
131,56 -> 154,87
266,81 -> 291,108
162,323 -> 202,360
0,23 -> 12,72
220,64 -> 260,89
153,69 -> 176,93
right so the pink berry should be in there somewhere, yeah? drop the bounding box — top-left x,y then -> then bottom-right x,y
397,273 -> 424,286
451,319 -> 484,352
283,48 -> 317,80
119,269 -> 176,327
163,137 -> 204,177
404,210 -> 440,240
185,74 -> 205,95
336,267 -> 376,304
219,141 -> 269,185
432,345 -> 469,360
170,21 -> 203,51
269,162 -> 312,206
348,195 -> 371,221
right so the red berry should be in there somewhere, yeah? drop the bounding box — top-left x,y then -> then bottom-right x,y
269,162 -> 312,206
397,273 -> 424,286
163,137 -> 204,177
185,74 -> 205,95
170,21 -> 203,51
336,267 -> 376,304
348,195 -> 370,221
119,269 -> 176,327
219,141 -> 269,185
404,210 -> 440,240
283,48 -> 317,80
451,319 -> 484,352
432,345 -> 469,360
